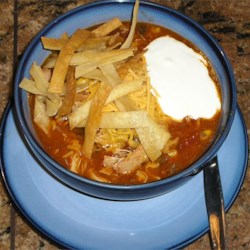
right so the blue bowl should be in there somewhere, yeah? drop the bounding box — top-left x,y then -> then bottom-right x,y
14,0 -> 237,200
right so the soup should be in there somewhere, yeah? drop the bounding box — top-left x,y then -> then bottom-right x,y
20,16 -> 221,185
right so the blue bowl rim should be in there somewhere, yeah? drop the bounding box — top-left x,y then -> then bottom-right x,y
13,0 -> 237,192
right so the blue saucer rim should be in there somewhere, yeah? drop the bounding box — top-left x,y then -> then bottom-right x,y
0,103 -> 72,248
0,101 -> 248,249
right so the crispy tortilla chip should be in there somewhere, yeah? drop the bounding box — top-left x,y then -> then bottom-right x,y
56,66 -> 76,117
78,37 -> 110,51
41,36 -> 109,51
71,49 -> 134,66
82,83 -> 112,159
106,42 -> 122,51
45,98 -> 62,117
99,62 -> 139,112
99,63 -> 121,86
48,29 -> 90,93
33,95 -> 50,134
81,69 -> 108,83
45,49 -> 134,74
91,17 -> 122,37
114,95 -> 139,112
121,0 -> 139,49
136,118 -> 170,162
80,111 -> 148,128
26,62 -> 62,115
29,62 -> 49,94
41,37 -> 68,50
75,49 -> 134,78
107,32 -> 123,47
80,64 -> 103,77
19,78 -> 44,95
42,54 -> 58,69
60,32 -> 69,39
69,79 -> 144,129
101,79 -> 144,104
69,101 -> 91,129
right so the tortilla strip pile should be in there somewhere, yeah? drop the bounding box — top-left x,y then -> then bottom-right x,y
48,29 -> 90,93
82,82 -> 112,158
19,0 -> 171,172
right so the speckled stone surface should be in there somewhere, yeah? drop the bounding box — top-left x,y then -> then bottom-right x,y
0,0 -> 249,249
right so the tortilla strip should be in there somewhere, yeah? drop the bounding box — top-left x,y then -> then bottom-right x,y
41,37 -> 68,50
24,62 -> 62,116
115,95 -> 139,112
69,79 -> 144,129
44,49 -> 134,73
71,49 -> 134,66
82,82 -> 112,159
121,0 -> 139,49
48,29 -> 90,93
99,64 -> 121,86
33,95 -> 50,134
99,61 -> 140,111
41,36 -> 109,51
60,32 -> 69,39
56,66 -> 76,117
106,42 -> 122,51
91,17 -> 122,37
99,64 -> 139,112
29,62 -> 49,94
75,80 -> 90,93
42,54 -> 58,69
76,63 -> 101,77
75,50 -> 134,78
19,78 -> 44,95
80,111 -> 148,128
78,37 -> 110,51
82,69 -> 108,83
45,98 -> 62,117
107,32 -> 123,47
136,118 -> 170,162
30,61 -> 60,94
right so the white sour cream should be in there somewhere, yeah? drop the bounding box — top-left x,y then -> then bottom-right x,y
144,36 -> 221,120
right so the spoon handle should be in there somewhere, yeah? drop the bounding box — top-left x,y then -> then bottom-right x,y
204,157 -> 227,250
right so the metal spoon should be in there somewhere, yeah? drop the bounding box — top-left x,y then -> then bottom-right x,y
204,157 -> 227,249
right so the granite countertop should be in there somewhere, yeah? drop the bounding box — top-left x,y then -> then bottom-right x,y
0,0 -> 249,249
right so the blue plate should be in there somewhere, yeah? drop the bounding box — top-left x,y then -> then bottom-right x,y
0,104 -> 248,249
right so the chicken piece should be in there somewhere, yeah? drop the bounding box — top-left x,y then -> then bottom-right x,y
103,145 -> 148,174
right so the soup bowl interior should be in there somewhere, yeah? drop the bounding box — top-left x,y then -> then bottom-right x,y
14,0 -> 236,200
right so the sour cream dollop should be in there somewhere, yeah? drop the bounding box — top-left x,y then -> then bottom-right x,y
144,36 -> 221,120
